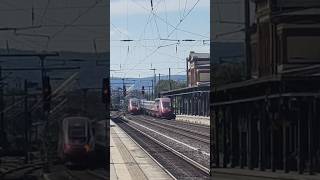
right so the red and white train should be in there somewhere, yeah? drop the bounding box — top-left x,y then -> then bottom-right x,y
140,97 -> 175,119
57,116 -> 95,166
127,98 -> 141,114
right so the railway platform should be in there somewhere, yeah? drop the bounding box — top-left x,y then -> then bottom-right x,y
175,115 -> 210,126
110,120 -> 173,180
213,168 -> 320,180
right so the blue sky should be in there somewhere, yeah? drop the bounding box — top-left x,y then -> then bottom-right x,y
110,0 -> 210,78
0,0 -> 107,53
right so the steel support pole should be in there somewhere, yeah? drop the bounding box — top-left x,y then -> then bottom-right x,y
154,73 -> 156,98
230,105 -> 236,168
297,100 -> 305,174
247,110 -> 253,170
240,117 -> 244,169
0,66 -> 2,146
271,113 -> 275,172
297,101 -> 303,174
259,104 -> 266,171
0,66 -> 4,147
158,73 -> 160,98
151,80 -> 154,100
223,108 -> 227,168
283,120 -> 288,173
40,56 -> 50,173
215,109 -> 220,167
245,0 -> 252,79
24,80 -> 29,163
169,68 -> 172,90
308,99 -> 315,175
186,58 -> 188,86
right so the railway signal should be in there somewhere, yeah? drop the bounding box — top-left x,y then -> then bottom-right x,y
102,78 -> 109,103
142,86 -> 145,95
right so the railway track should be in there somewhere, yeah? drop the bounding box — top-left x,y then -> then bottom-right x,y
175,119 -> 210,129
137,114 -> 210,135
126,114 -> 210,144
64,169 -> 107,180
113,117 -> 210,179
40,167 -> 107,180
1,160 -> 44,180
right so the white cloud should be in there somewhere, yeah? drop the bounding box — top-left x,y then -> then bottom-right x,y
111,0 -> 209,16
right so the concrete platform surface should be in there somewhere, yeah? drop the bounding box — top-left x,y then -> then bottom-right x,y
175,115 -> 210,126
213,168 -> 320,180
110,120 -> 173,180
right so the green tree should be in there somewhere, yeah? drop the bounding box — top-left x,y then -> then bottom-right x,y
155,80 -> 186,97
214,63 -> 245,86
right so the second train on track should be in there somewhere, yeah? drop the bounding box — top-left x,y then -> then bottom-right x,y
127,97 -> 175,119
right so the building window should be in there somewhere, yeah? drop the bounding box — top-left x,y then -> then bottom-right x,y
287,36 -> 320,63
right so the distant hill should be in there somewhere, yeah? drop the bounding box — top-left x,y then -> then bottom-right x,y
0,48 -> 188,92
111,75 -> 187,90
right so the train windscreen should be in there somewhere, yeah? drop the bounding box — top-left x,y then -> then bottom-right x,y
162,102 -> 171,108
131,101 -> 138,106
68,125 -> 86,144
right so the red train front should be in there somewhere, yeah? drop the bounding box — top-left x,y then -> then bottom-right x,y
128,98 -> 141,114
58,116 -> 95,166
141,98 -> 175,119
155,98 -> 175,119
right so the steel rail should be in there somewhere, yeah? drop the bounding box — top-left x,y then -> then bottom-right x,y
137,114 -> 210,137
126,115 -> 210,144
115,120 -> 177,180
174,118 -> 210,129
1,162 -> 44,176
65,170 -> 106,180
86,170 -> 108,180
116,117 -> 210,176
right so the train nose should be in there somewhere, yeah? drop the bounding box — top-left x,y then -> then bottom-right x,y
64,144 -> 90,156
131,107 -> 138,112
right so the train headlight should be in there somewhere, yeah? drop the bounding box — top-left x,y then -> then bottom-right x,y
84,144 -> 91,152
64,144 -> 71,153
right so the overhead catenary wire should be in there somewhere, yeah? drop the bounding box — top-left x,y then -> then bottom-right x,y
112,0 -> 208,76
40,0 -> 51,25
112,0 -> 172,74
111,0 -> 209,79
164,0 -> 169,36
183,0 -> 188,17
111,16 -> 210,65
112,24 -> 187,75
213,0 -> 245,42
166,0 -> 200,38
48,0 -> 102,41
0,4 -> 108,11
137,0 -> 166,42
130,0 -> 208,39
1,0 -> 107,51
121,41 -> 189,77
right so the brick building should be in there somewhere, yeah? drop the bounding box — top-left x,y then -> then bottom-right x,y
251,0 -> 320,78
212,0 -> 320,175
187,51 -> 210,87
